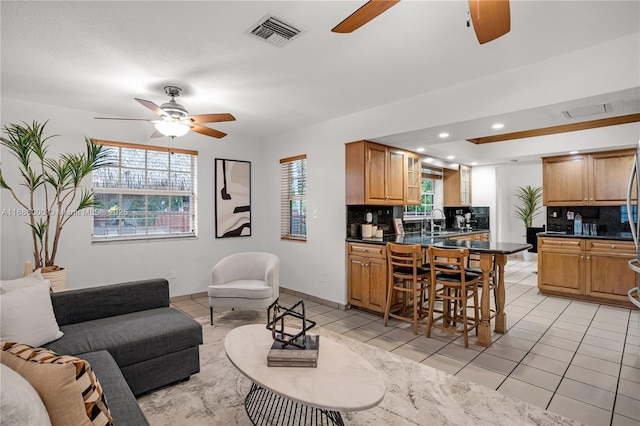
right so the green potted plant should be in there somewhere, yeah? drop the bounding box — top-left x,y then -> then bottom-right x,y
0,120 -> 111,290
514,185 -> 543,259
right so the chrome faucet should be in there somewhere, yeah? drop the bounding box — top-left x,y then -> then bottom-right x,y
430,209 -> 445,233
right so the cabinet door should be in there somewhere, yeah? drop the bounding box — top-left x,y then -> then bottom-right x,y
590,150 -> 636,205
443,168 -> 461,206
347,255 -> 367,308
538,249 -> 584,294
543,155 -> 588,206
367,257 -> 388,312
585,240 -> 636,302
460,165 -> 472,206
365,143 -> 388,204
386,149 -> 405,204
405,153 -> 422,205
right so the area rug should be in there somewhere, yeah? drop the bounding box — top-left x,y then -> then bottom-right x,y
137,311 -> 580,426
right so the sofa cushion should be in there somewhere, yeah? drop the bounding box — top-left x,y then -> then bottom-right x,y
0,342 -> 112,426
0,363 -> 51,426
44,307 -> 203,368
50,279 -> 170,326
0,278 -> 64,347
79,351 -> 149,426
208,280 -> 272,299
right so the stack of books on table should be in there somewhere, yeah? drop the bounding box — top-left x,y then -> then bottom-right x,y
267,335 -> 320,368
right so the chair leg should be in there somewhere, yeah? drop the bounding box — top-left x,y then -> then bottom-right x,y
461,290 -> 469,348
210,307 -> 214,325
426,283 -> 436,338
383,277 -> 394,327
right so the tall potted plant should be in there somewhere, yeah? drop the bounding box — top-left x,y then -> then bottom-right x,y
514,185 -> 543,260
0,120 -> 111,290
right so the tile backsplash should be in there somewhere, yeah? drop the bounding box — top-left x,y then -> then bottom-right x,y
546,205 -> 631,235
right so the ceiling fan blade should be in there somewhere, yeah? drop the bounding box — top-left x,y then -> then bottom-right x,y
191,124 -> 227,139
94,117 -> 155,121
135,98 -> 167,117
150,130 -> 165,138
188,113 -> 236,124
332,0 -> 400,33
469,0 -> 510,44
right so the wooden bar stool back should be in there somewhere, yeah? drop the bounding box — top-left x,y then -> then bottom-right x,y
426,246 -> 480,347
384,243 -> 430,334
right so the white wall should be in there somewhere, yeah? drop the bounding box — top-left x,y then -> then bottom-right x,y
0,98 -> 269,296
2,32 -> 639,303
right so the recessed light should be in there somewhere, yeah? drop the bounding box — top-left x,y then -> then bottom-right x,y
447,155 -> 455,160
424,157 -> 434,163
439,132 -> 449,138
569,150 -> 579,154
471,162 -> 478,166
416,147 -> 425,152
492,123 -> 504,130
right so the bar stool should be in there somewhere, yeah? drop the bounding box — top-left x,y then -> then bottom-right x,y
384,243 -> 430,335
426,246 -> 480,347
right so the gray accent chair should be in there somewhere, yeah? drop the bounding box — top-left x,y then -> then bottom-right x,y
208,252 -> 280,324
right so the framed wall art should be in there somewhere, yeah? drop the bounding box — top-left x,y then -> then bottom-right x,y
215,158 -> 251,238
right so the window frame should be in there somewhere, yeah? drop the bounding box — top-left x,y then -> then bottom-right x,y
91,140 -> 198,242
403,176 -> 435,220
280,154 -> 307,242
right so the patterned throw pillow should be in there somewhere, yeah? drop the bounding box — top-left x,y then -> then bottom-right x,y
0,342 -> 113,426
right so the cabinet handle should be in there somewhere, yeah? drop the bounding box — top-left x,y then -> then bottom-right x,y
612,245 -> 616,249
586,256 -> 590,260
584,198 -> 588,201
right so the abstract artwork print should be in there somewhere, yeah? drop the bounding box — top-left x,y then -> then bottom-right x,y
215,159 -> 251,238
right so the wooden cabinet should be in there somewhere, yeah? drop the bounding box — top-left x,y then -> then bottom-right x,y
345,140 -> 422,206
538,236 -> 636,306
443,165 -> 472,207
347,242 -> 387,313
405,152 -> 422,205
538,237 -> 585,295
585,239 -> 636,303
542,148 -> 635,206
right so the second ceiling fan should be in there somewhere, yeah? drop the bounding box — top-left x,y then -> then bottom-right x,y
332,0 -> 510,45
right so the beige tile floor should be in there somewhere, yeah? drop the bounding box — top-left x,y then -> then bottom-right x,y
172,257 -> 640,426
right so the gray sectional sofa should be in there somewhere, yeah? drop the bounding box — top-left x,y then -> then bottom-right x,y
44,278 -> 203,425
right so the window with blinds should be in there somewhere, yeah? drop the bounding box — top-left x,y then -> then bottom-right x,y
91,140 -> 197,241
280,154 -> 306,241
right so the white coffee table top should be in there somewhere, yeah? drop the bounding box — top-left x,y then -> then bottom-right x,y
224,324 -> 385,412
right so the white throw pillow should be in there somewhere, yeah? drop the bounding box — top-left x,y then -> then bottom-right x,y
0,363 -> 52,426
0,281 -> 63,347
0,270 -> 50,294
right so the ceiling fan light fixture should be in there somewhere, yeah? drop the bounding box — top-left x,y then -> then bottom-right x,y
154,120 -> 190,137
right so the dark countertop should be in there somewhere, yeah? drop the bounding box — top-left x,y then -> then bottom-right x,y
347,230 -> 531,255
537,232 -> 633,241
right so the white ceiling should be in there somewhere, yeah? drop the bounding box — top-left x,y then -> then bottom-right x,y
2,1 -> 639,165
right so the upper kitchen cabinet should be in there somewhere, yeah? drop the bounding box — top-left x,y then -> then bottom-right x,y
443,165 -> 472,207
542,148 -> 635,206
346,140 -> 419,206
405,152 -> 422,205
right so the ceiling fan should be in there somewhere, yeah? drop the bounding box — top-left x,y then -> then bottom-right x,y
95,86 -> 235,139
331,0 -> 510,45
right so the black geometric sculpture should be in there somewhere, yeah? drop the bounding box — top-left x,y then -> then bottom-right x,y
266,299 -> 316,349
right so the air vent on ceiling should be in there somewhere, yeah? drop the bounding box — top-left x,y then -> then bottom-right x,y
246,14 -> 303,47
562,103 -> 613,119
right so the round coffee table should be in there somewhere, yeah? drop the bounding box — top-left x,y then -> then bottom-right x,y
224,324 -> 385,425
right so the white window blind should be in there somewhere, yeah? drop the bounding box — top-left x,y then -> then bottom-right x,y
280,154 -> 306,241
91,140 -> 198,241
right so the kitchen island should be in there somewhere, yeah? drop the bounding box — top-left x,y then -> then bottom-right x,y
346,231 -> 531,347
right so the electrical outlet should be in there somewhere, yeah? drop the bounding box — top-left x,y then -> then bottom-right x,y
319,272 -> 325,282
169,269 -> 176,279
